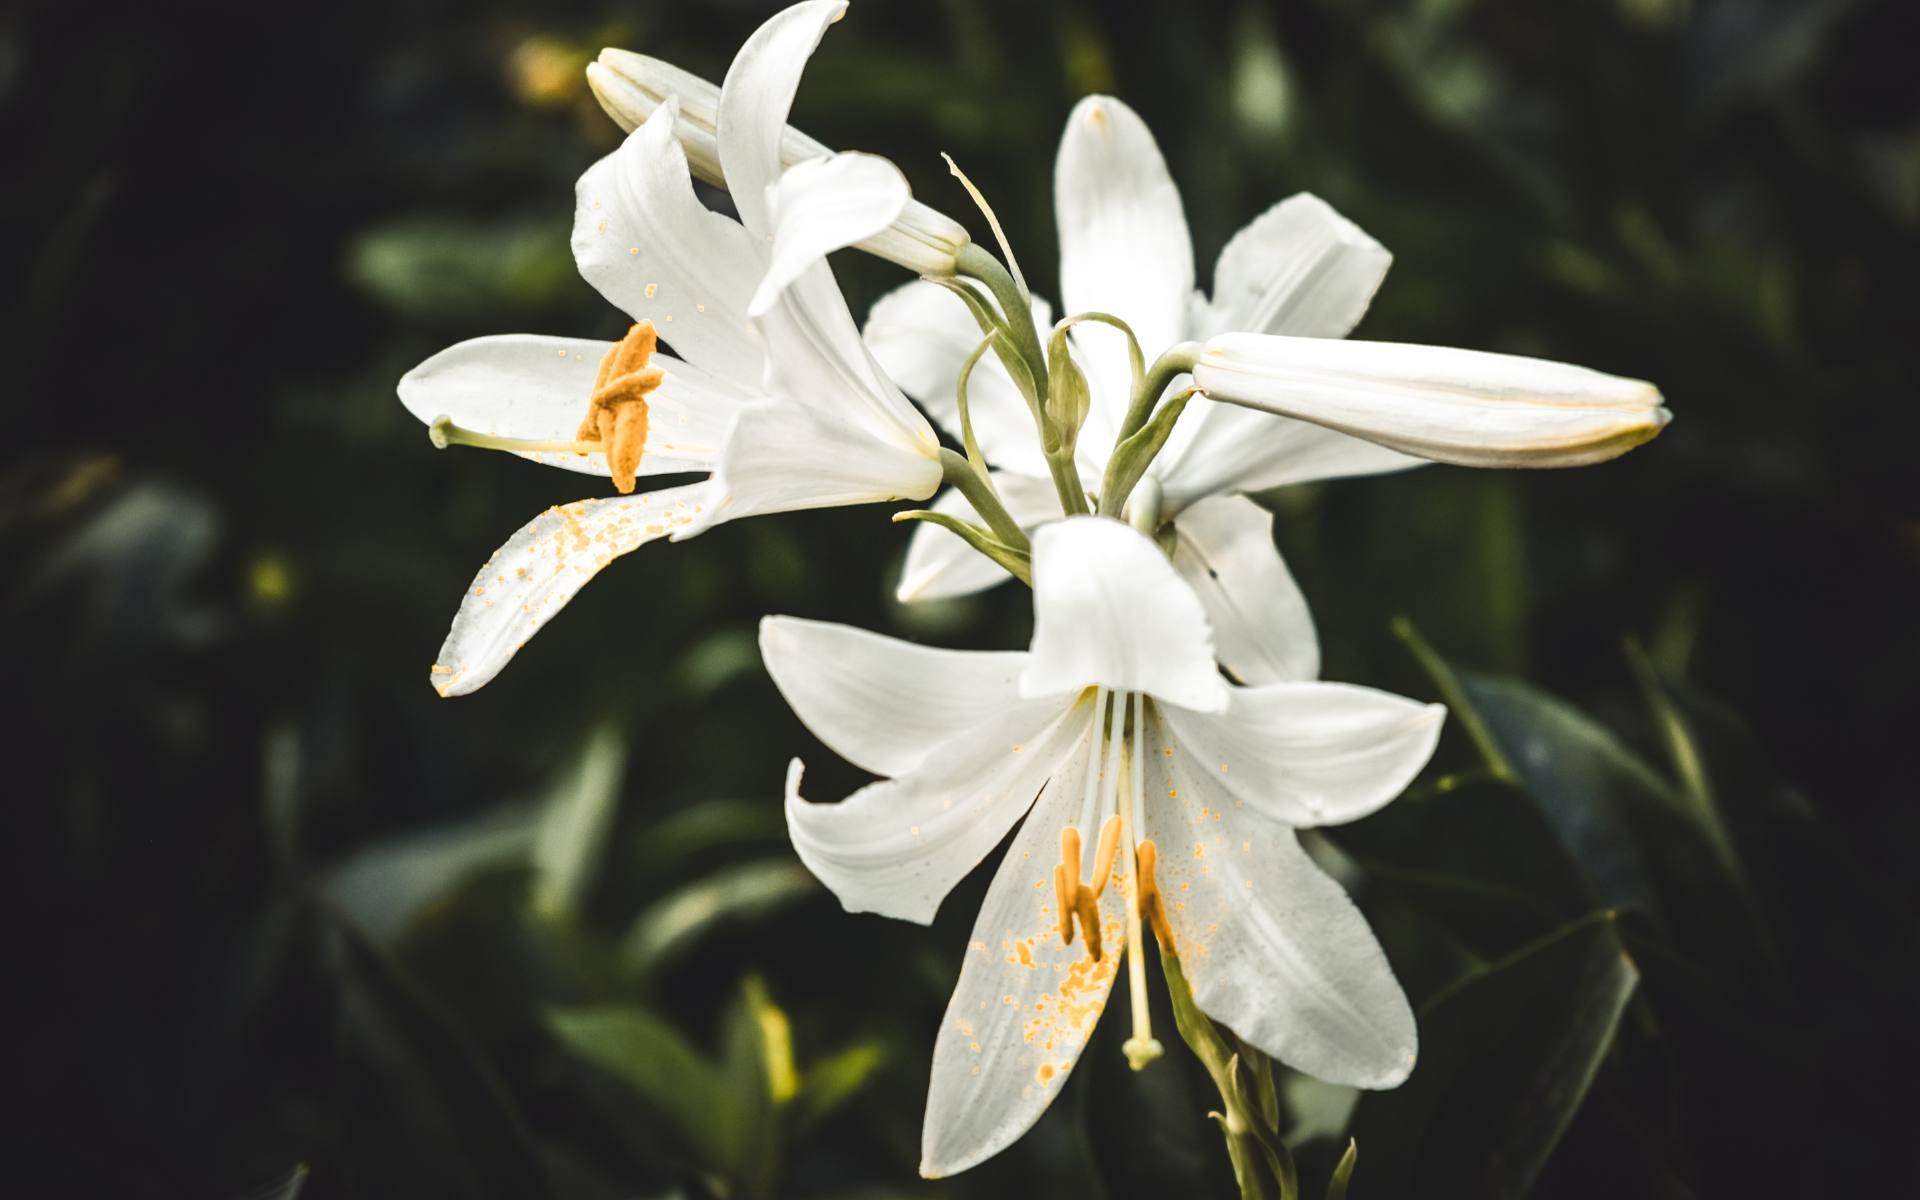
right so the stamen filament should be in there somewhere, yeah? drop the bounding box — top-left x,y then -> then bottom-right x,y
1117,689 -> 1164,1071
429,415 -> 601,457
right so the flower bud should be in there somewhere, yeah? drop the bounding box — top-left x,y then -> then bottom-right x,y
587,49 -> 970,276
1192,333 -> 1669,468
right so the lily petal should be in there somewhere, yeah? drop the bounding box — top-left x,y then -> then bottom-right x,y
1155,400 -> 1426,512
1021,517 -> 1227,713
921,698 -> 1124,1178
1169,495 -> 1318,684
429,483 -> 712,697
1157,685 -> 1443,827
399,334 -> 748,478
1203,193 -> 1392,339
572,102 -> 767,391
1142,706 -> 1418,1087
864,279 -> 1053,478
895,473 -> 1061,602
717,0 -> 846,239
749,151 -> 911,318
1055,95 -> 1195,430
1193,333 -> 1670,468
784,695 -> 1088,924
682,397 -> 940,537
759,616 -> 1031,776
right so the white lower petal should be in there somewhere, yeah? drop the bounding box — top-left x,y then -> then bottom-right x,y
896,473 -> 1061,603
680,399 -> 939,538
863,280 -> 1053,479
784,695 -> 1087,925
1158,686 -> 1442,828
921,700 -> 1125,1177
749,152 -> 910,318
1142,707 -> 1417,1087
1202,193 -> 1392,339
1169,495 -> 1318,685
429,483 -> 712,697
1021,518 -> 1227,713
759,616 -> 1031,777
1194,334 -> 1670,468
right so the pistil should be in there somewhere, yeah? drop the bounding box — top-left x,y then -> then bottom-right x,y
1119,690 -> 1164,1070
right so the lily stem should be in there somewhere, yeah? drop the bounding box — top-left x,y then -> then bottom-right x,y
938,448 -> 1029,553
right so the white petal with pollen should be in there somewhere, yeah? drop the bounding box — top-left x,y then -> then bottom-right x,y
1141,706 -> 1418,1088
920,699 -> 1123,1178
572,102 -> 768,391
429,483 -> 712,697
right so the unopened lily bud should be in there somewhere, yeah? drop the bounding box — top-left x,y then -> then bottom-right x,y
1192,333 -> 1669,468
587,48 -> 970,276
1044,326 -> 1092,456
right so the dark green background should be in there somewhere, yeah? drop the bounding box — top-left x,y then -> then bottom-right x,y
7,0 -> 1916,1196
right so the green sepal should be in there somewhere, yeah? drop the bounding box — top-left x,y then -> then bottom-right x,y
1325,1140 -> 1358,1200
1044,324 -> 1092,457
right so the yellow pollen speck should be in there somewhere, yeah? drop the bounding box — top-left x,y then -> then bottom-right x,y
1163,747 -> 1174,758
628,246 -> 638,255
969,1041 -> 981,1053
1012,744 -> 1022,753
1169,789 -> 1178,798
695,302 -> 706,312
644,283 -> 657,298
1038,1063 -> 1056,1083
1220,762 -> 1229,772
910,824 -> 921,836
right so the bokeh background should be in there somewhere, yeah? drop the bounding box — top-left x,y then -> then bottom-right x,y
8,0 -> 1917,1196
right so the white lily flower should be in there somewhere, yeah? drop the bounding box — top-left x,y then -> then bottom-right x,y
763,516 -> 1444,1177
870,95 -> 1424,685
400,0 -> 941,697
586,9 -> 971,276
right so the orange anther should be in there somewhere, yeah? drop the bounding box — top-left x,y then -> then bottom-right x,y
578,321 -> 663,493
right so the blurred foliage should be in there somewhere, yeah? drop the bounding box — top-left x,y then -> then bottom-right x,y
4,0 -> 1916,1196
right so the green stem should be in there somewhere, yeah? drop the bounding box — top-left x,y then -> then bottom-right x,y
955,244 -> 1047,401
938,448 -> 1029,553
1115,342 -> 1202,445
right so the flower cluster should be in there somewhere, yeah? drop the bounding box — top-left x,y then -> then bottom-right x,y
398,0 -> 1668,1182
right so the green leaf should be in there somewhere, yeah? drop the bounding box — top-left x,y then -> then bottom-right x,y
1347,911 -> 1640,1198
530,721 -> 627,921
544,1004 -> 739,1174
1325,1140 -> 1357,1200
791,1040 -> 889,1136
621,859 -> 820,974
628,800 -> 788,877
719,978 -> 782,1197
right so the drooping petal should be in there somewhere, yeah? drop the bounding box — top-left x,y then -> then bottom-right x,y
399,334 -> 749,478
895,473 -> 1062,603
1169,495 -> 1318,685
572,102 -> 767,391
1155,400 -> 1426,512
784,694 -> 1088,924
679,398 -> 940,538
716,0 -> 846,239
1193,334 -> 1670,468
1021,517 -> 1227,713
921,698 -> 1125,1178
1157,685 -> 1443,828
1201,193 -> 1392,339
1142,707 -> 1418,1087
863,279 -> 1053,478
588,48 -> 970,275
1055,95 -> 1195,431
428,484 -> 712,697
759,616 -> 1032,776
748,152 -> 911,318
